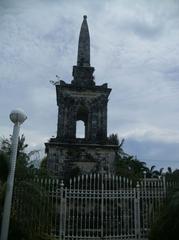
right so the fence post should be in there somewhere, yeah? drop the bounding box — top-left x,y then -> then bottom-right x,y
59,180 -> 64,240
134,181 -> 141,239
162,174 -> 166,199
101,173 -> 104,238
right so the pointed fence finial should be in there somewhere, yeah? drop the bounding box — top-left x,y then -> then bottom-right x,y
60,180 -> 64,188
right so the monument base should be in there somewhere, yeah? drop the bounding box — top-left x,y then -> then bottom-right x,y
45,139 -> 119,177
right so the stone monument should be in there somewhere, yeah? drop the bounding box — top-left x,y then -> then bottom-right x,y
45,16 -> 119,177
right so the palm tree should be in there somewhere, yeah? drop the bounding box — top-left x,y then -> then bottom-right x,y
166,168 -> 179,182
115,154 -> 148,182
146,166 -> 164,178
167,167 -> 173,174
159,168 -> 164,176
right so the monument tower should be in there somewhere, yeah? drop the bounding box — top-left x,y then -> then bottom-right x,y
45,16 -> 119,176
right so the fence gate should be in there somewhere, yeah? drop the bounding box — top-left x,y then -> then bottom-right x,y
57,174 -> 161,240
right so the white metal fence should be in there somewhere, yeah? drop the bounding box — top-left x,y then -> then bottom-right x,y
12,174 -> 174,240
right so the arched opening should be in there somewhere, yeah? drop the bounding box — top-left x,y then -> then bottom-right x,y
76,120 -> 85,138
76,105 -> 88,139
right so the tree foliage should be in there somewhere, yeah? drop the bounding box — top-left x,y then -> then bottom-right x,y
9,180 -> 55,240
107,134 -> 120,145
114,154 -> 148,182
113,138 -> 148,182
0,151 -> 9,183
0,135 -> 53,240
149,189 -> 179,240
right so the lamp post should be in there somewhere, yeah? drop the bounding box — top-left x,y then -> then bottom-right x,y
0,109 -> 27,240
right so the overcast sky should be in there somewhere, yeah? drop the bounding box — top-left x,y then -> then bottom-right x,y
1,0 -> 179,170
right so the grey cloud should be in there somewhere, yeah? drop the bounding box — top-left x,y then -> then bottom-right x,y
120,19 -> 163,39
124,138 -> 179,170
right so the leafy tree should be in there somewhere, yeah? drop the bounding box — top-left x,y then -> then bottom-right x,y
9,180 -> 56,240
108,134 -> 120,145
0,135 -> 54,240
149,189 -> 179,240
0,151 -> 9,183
0,135 -> 39,179
166,169 -> 179,182
114,154 -> 148,182
158,167 -> 164,176
113,138 -> 148,181
167,167 -> 173,174
38,156 -> 51,177
145,166 -> 164,178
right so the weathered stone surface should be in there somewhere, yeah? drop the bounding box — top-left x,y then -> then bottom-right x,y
77,15 -> 90,67
56,83 -> 111,142
72,16 -> 94,87
45,16 -> 119,176
45,142 -> 118,177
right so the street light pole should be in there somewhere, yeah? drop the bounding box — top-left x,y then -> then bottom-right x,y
0,109 -> 27,240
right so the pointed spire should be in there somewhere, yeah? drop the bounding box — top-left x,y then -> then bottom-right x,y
77,15 -> 90,67
72,15 -> 95,87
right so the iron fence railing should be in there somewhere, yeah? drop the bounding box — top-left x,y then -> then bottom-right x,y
12,174 -> 177,240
